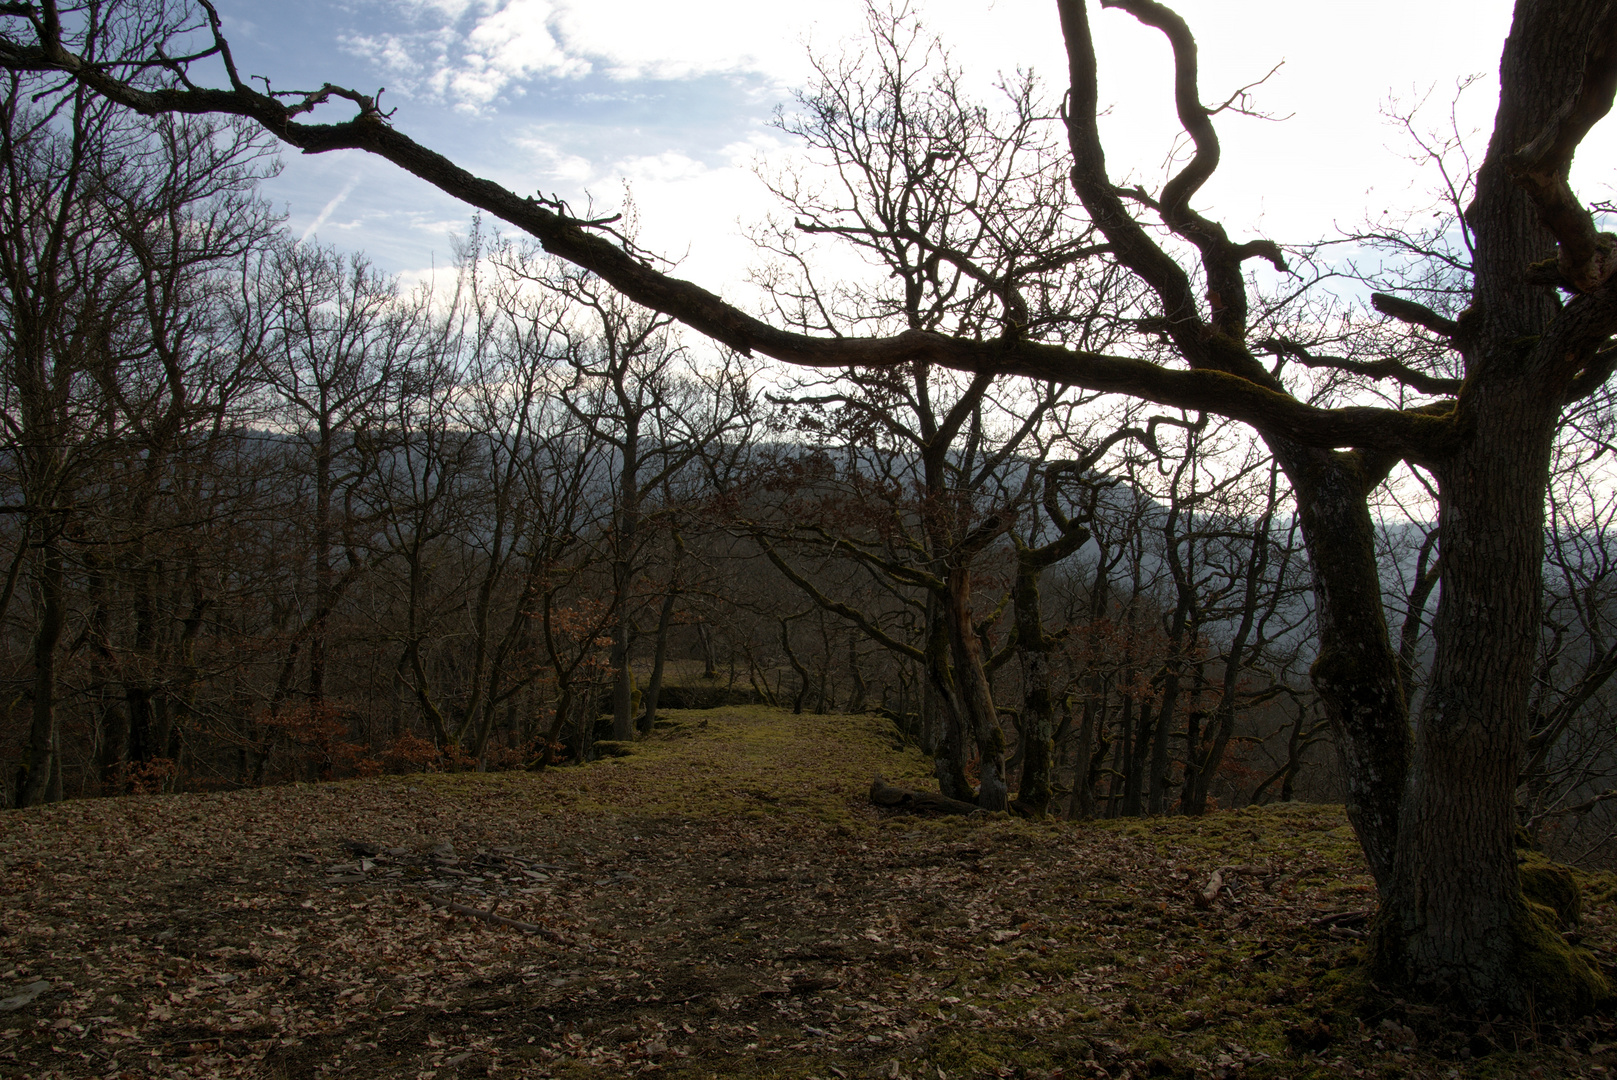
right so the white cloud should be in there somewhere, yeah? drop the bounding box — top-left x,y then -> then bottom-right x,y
455,0 -> 587,103
298,175 -> 361,244
341,0 -> 861,107
412,0 -> 478,17
294,0 -> 1617,299
616,150 -> 713,186
548,2 -> 839,83
508,130 -> 595,186
343,0 -> 587,108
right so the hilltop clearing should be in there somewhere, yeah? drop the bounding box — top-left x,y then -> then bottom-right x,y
2,707 -> 1615,1079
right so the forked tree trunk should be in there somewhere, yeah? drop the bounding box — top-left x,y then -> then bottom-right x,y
1367,0 -> 1615,1009
1378,370 -> 1578,1005
1008,514 -> 1092,817
1274,444 -> 1410,889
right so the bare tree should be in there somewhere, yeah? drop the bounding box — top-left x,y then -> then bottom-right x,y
257,240 -> 418,708
0,53 -> 274,804
13,0 -> 1617,1009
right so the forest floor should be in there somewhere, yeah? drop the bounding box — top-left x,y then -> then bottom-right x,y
4,706 -> 1617,1080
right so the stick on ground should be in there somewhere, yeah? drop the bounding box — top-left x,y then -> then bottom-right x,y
426,895 -> 567,944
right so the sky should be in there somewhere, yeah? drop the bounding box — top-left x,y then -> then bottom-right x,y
205,0 -> 1608,300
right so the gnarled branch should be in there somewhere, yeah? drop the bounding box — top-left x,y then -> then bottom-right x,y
0,1 -> 1457,461
1258,335 -> 1462,397
1508,2 -> 1617,293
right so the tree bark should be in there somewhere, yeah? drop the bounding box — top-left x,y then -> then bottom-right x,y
1369,0 -> 1617,1009
944,563 -> 1009,810
1277,445 -> 1411,889
639,583 -> 678,735
15,541 -> 62,807
1013,648 -> 1056,816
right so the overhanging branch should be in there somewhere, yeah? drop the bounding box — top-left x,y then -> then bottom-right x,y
0,4 -> 1459,461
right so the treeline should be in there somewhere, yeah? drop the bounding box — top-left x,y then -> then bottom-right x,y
1,38 -> 1615,864
0,79 -> 1324,818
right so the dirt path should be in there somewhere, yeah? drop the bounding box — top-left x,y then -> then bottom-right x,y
2,708 -> 1614,1079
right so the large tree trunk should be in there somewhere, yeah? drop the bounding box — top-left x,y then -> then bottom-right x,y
1379,370 -> 1575,1005
1276,445 -> 1411,889
1370,0 -> 1615,1010
15,542 -> 63,807
924,611 -> 974,802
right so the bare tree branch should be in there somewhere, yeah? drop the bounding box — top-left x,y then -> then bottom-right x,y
1508,1 -> 1617,292
1256,336 -> 1463,397
1369,292 -> 1461,339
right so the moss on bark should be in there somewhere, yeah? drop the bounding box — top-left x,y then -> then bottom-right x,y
1372,866 -> 1610,1016
1510,898 -> 1609,1014
1519,857 -> 1582,928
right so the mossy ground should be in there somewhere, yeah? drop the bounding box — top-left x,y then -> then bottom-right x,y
3,706 -> 1616,1078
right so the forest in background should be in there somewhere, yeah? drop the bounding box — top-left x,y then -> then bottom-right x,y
0,1 -> 1615,882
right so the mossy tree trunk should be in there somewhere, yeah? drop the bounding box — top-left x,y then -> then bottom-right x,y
1367,0 -> 1617,1010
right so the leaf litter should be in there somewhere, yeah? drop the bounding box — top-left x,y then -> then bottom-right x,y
2,705 -> 1616,1079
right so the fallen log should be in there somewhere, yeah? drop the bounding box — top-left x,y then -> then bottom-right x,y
868,775 -> 979,815
1196,867 -> 1226,909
